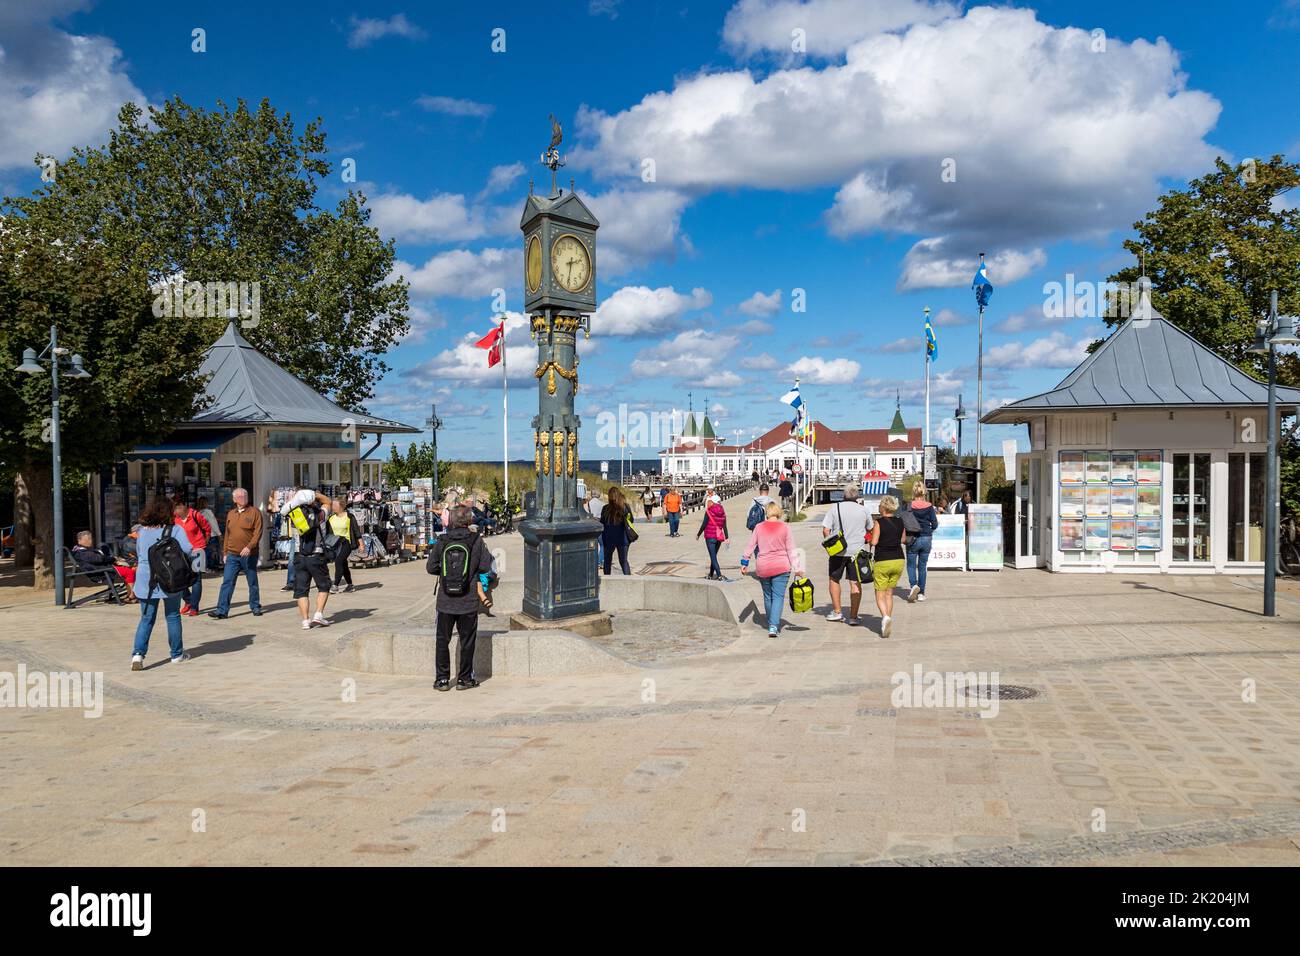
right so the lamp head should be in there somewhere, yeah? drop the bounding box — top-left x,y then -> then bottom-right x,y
1247,319 -> 1272,356
68,354 -> 91,379
14,348 -> 43,375
1270,315 -> 1300,347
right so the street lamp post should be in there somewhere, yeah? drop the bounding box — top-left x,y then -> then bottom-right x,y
15,325 -> 91,607
1247,290 -> 1300,617
425,403 -> 443,500
954,394 -> 968,461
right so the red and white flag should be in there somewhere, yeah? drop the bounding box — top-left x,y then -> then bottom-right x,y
475,322 -> 504,368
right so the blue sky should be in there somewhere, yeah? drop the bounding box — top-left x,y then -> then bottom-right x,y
3,0 -> 1299,462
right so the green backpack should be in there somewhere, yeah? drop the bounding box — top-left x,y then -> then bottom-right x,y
440,541 -> 472,597
788,575 -> 814,613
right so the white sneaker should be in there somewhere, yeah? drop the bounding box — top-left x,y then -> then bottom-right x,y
312,614 -> 332,627
170,652 -> 191,663
917,593 -> 927,603
302,619 -> 313,630
827,611 -> 843,622
881,615 -> 892,638
130,654 -> 143,671
846,616 -> 859,626
907,585 -> 920,603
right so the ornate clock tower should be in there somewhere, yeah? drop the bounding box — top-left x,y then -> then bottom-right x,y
511,118 -> 608,631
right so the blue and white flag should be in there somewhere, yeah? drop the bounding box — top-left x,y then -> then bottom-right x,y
789,405 -> 805,436
972,255 -> 993,310
779,385 -> 803,410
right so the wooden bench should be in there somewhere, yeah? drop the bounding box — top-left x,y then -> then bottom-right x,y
60,547 -> 129,608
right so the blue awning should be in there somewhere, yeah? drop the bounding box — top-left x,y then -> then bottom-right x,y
122,428 -> 253,461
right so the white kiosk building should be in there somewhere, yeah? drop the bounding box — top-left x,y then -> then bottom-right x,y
984,312 -> 1300,573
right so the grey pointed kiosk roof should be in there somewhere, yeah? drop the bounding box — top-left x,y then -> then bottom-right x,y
983,311 -> 1300,425
179,320 -> 419,434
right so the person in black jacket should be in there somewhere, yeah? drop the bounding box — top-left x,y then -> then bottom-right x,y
425,505 -> 493,692
779,476 -> 795,518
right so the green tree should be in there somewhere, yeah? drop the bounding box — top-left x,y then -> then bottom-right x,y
1098,155 -> 1299,383
3,96 -> 410,582
5,97 -> 409,409
384,442 -> 452,491
0,229 -> 210,586
1099,155 -> 1300,516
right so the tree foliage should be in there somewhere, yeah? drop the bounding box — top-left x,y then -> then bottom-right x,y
4,96 -> 409,410
1099,155 -> 1300,386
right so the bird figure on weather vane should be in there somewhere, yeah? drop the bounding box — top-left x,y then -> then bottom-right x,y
541,114 -> 566,193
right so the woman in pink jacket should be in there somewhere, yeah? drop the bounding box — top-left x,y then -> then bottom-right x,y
741,501 -> 802,637
696,493 -> 729,581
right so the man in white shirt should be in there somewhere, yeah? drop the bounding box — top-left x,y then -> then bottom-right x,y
822,483 -> 874,625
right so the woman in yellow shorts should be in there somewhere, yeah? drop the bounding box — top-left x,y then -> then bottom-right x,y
869,495 -> 908,638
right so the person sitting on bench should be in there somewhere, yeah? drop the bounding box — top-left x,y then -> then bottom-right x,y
71,530 -> 137,602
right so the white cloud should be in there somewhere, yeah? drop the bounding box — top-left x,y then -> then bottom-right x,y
395,247 -> 512,300
735,319 -> 775,335
401,312 -> 535,387
368,190 -> 486,244
880,336 -> 922,354
594,285 -> 712,336
631,329 -> 741,386
347,14 -> 427,48
931,307 -> 971,327
992,303 -> 1077,334
415,95 -> 493,118
480,162 -> 525,197
578,6 -> 1220,284
785,355 -> 861,384
897,242 -> 1047,292
740,352 -> 781,370
738,288 -> 782,316
825,171 -> 914,237
0,6 -> 147,171
984,331 -> 1091,370
723,0 -> 959,58
584,186 -> 691,276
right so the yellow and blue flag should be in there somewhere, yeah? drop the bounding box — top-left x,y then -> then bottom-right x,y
925,315 -> 938,362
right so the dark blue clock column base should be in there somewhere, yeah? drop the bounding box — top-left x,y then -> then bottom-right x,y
515,311 -> 606,627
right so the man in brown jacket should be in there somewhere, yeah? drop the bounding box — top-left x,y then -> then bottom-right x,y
209,487 -> 264,619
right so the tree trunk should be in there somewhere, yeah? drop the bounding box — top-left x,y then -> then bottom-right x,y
13,471 -> 34,568
24,466 -> 55,591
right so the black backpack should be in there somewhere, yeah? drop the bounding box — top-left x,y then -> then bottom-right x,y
439,536 -> 476,598
148,526 -> 196,595
746,500 -> 766,530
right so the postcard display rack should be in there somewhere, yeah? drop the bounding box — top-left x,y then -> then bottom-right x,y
1058,450 -> 1161,563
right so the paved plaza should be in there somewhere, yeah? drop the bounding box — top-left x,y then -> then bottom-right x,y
3,491 -> 1300,866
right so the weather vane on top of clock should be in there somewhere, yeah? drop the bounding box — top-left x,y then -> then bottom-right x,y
540,113 -> 566,195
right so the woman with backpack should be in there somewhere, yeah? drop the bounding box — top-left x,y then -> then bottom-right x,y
905,483 -> 939,604
599,486 -> 634,575
869,495 -> 908,638
696,493 -> 729,581
172,500 -> 211,616
740,501 -> 802,637
131,498 -> 195,670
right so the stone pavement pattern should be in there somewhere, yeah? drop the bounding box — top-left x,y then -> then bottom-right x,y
2,489 -> 1300,866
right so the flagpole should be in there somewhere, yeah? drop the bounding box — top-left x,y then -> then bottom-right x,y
924,306 -> 931,450
501,319 -> 509,512
976,300 -> 984,504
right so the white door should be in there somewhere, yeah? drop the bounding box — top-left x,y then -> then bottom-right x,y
1015,452 -> 1044,569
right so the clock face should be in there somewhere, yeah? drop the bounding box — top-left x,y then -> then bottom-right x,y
550,234 -> 591,293
525,235 -> 542,293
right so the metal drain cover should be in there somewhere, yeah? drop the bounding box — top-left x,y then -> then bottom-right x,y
964,684 -> 1040,701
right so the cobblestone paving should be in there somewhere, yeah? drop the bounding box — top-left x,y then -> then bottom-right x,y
2,491 -> 1300,866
